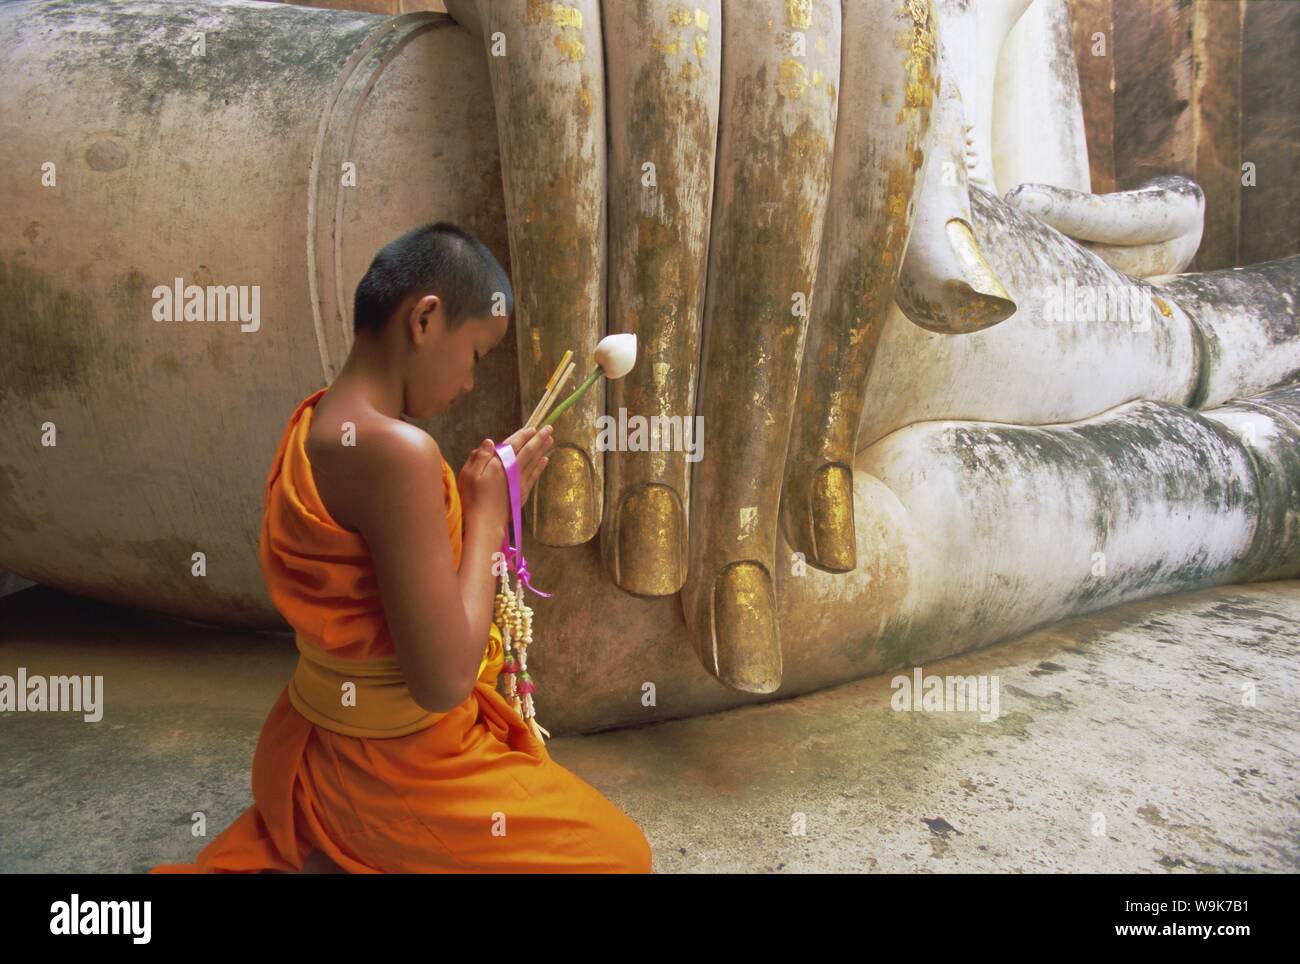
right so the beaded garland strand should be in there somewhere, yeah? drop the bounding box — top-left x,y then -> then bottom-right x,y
494,567 -> 550,743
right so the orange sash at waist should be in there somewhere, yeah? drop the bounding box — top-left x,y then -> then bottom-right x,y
287,623 -> 505,738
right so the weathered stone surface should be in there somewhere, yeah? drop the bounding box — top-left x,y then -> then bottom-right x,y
1155,255 -> 1300,409
0,1 -> 509,624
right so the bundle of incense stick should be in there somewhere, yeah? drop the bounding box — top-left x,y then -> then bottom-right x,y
524,350 -> 575,430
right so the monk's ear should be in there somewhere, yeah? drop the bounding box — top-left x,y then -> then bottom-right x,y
409,294 -> 441,339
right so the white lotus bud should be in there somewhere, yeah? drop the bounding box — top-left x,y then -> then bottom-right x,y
594,333 -> 637,379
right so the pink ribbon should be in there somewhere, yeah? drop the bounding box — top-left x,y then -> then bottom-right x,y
493,441 -> 552,599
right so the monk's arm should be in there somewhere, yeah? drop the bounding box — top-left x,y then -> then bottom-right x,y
456,493 -> 505,693
353,430 -> 502,712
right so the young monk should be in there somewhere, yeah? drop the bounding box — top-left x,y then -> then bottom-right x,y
152,222 -> 652,874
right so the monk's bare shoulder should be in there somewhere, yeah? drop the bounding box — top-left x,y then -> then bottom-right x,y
306,401 -> 442,533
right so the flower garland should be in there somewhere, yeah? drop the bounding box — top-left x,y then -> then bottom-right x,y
491,438 -> 551,744
494,570 -> 549,743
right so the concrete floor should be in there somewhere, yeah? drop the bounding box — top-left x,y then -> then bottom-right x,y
1,580 -> 1296,873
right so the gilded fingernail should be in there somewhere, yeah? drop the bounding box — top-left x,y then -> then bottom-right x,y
810,462 -> 856,572
613,484 -> 685,596
711,562 -> 781,693
531,444 -> 596,545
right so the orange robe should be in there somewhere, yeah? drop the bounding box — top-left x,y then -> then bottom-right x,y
151,388 -> 651,873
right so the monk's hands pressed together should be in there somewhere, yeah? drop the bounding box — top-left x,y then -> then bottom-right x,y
458,424 -> 554,534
